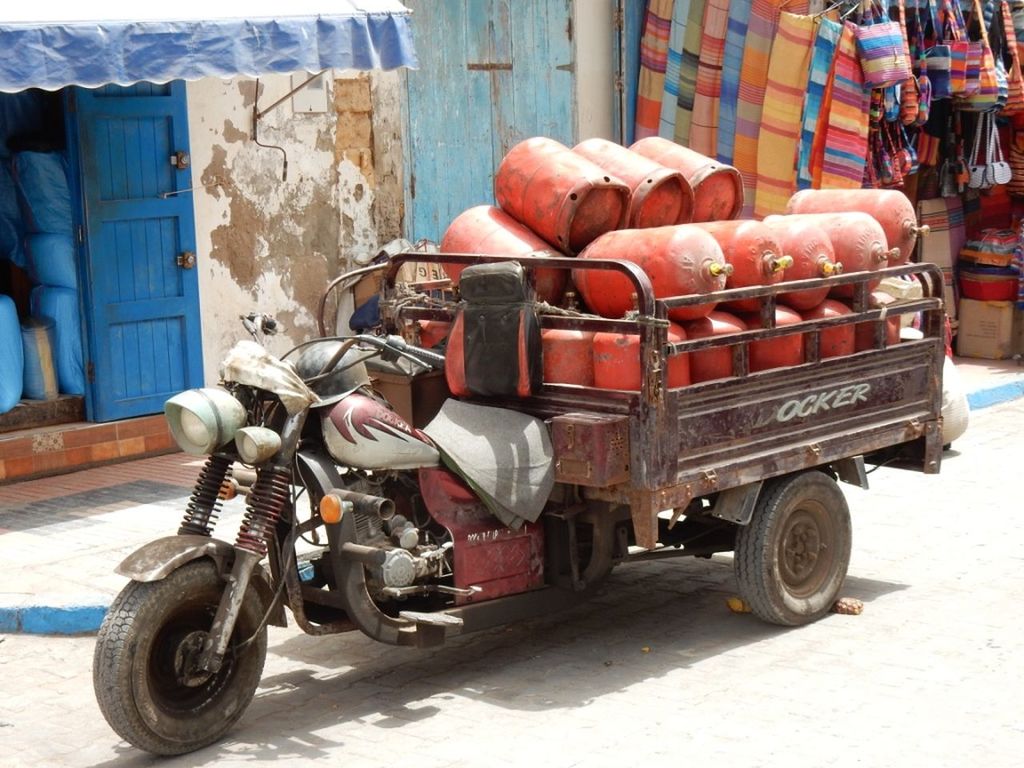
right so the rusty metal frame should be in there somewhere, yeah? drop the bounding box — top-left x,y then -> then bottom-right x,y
380,254 -> 946,550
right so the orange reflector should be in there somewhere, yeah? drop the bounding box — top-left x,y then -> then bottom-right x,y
320,493 -> 344,524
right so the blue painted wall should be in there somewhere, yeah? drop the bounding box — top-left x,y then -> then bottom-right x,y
403,0 -> 576,243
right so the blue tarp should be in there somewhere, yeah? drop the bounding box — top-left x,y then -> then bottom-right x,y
0,2 -> 418,93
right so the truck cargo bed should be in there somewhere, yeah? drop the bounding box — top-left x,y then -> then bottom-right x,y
382,254 -> 945,548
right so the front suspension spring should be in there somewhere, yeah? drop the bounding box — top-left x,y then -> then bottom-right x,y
178,455 -> 232,537
235,467 -> 292,556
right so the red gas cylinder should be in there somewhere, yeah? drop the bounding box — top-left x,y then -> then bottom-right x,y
740,306 -> 804,372
764,212 -> 894,299
801,299 -> 855,359
494,137 -> 631,255
786,188 -> 927,265
416,320 -> 451,349
629,136 -> 744,222
683,310 -> 746,383
541,328 -> 595,386
692,221 -> 792,313
593,322 -> 690,390
854,292 -> 902,351
440,205 -> 567,304
573,225 -> 731,322
762,218 -> 843,311
572,138 -> 694,228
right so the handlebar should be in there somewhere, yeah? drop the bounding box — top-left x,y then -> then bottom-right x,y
353,334 -> 446,372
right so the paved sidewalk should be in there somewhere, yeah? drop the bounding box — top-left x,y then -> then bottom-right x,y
0,355 -> 1022,634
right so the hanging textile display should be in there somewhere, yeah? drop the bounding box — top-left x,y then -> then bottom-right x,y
674,0 -> 709,146
659,0 -> 691,138
754,12 -> 817,218
690,0 -> 732,157
718,0 -> 754,165
1001,0 -> 1024,113
733,0 -> 784,215
815,21 -> 872,189
797,18 -> 842,191
634,0 -> 675,141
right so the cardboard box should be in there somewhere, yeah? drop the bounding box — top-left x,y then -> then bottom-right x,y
353,270 -> 384,307
397,260 -> 448,286
956,299 -> 1015,359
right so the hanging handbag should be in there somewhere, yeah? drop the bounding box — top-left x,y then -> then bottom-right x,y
926,45 -> 953,99
856,0 -> 914,88
945,0 -> 979,96
959,0 -> 1003,110
969,113 -> 1013,188
884,84 -> 903,121
1000,0 -> 1024,113
897,0 -> 921,124
910,4 -> 934,124
1007,127 -> 1024,195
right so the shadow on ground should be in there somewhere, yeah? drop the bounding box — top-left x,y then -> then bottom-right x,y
90,556 -> 908,766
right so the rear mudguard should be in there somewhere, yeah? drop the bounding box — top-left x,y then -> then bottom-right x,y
115,534 -> 287,628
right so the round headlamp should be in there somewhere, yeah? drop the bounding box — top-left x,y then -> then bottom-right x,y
235,426 -> 282,465
165,387 -> 247,455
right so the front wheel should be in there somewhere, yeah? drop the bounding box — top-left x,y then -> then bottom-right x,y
734,471 -> 852,626
93,559 -> 267,755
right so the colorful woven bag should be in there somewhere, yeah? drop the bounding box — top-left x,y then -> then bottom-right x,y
1001,0 -> 1024,113
959,0 -> 1005,111
924,0 -> 953,101
856,0 -> 913,88
1008,127 -> 1024,195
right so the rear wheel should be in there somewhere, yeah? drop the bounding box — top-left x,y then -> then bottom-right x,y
93,559 -> 267,755
734,471 -> 851,626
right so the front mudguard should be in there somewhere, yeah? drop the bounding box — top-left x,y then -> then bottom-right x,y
115,535 -> 287,628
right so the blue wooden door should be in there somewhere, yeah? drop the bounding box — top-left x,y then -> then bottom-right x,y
66,82 -> 203,422
404,0 -> 576,242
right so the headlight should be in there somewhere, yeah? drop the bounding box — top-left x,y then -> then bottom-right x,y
165,387 -> 247,455
235,426 -> 282,464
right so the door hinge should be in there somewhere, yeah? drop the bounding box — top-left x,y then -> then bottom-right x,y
177,251 -> 197,270
86,362 -> 95,383
77,225 -> 85,245
410,173 -> 416,200
613,4 -> 624,30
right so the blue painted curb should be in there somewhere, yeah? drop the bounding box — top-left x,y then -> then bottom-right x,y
967,379 -> 1024,411
0,596 -> 108,635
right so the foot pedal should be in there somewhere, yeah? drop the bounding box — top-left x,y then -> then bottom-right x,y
399,610 -> 464,648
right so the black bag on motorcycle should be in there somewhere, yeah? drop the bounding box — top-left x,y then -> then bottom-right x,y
445,262 -> 542,398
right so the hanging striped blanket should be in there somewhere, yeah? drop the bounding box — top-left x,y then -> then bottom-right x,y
674,0 -> 708,145
796,18 -> 841,191
718,0 -> 754,164
659,0 -> 691,138
815,22 -> 871,189
732,0 -> 783,216
690,0 -> 732,157
634,0 -> 675,142
754,12 -> 816,218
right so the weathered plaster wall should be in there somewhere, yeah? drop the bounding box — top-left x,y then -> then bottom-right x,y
186,71 -> 394,380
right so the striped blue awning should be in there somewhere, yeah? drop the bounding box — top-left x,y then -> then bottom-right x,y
0,1 -> 418,93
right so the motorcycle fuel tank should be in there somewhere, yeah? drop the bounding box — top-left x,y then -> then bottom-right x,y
322,393 -> 440,470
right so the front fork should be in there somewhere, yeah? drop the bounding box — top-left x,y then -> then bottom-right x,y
197,411 -> 307,673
